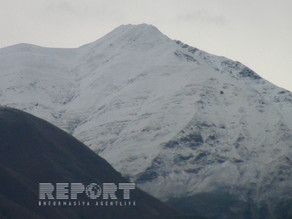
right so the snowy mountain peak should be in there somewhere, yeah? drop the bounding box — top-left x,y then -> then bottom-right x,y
107,23 -> 166,39
0,24 -> 291,218
116,23 -> 161,32
82,23 -> 170,50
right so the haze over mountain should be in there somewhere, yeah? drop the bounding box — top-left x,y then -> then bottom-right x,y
0,107 -> 178,219
0,24 -> 291,218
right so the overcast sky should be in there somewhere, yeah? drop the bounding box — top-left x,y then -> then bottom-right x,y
1,0 -> 291,91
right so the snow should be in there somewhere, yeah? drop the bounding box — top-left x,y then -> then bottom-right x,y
0,24 -> 291,203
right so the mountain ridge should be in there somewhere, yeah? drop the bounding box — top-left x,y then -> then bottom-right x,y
0,106 -> 179,219
0,23 -> 291,218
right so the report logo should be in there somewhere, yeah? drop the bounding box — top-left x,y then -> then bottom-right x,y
38,182 -> 136,207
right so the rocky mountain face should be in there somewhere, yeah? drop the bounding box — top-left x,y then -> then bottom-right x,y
0,24 -> 291,218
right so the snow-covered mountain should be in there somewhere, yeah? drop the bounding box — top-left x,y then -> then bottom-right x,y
0,24 -> 291,218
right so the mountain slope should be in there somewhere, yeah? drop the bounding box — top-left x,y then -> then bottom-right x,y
0,107 -> 178,219
0,24 -> 291,218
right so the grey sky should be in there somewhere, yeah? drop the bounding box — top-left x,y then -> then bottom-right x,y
1,0 -> 291,91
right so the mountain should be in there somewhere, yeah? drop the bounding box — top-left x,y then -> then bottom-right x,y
0,107 -> 179,219
0,24 -> 291,218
